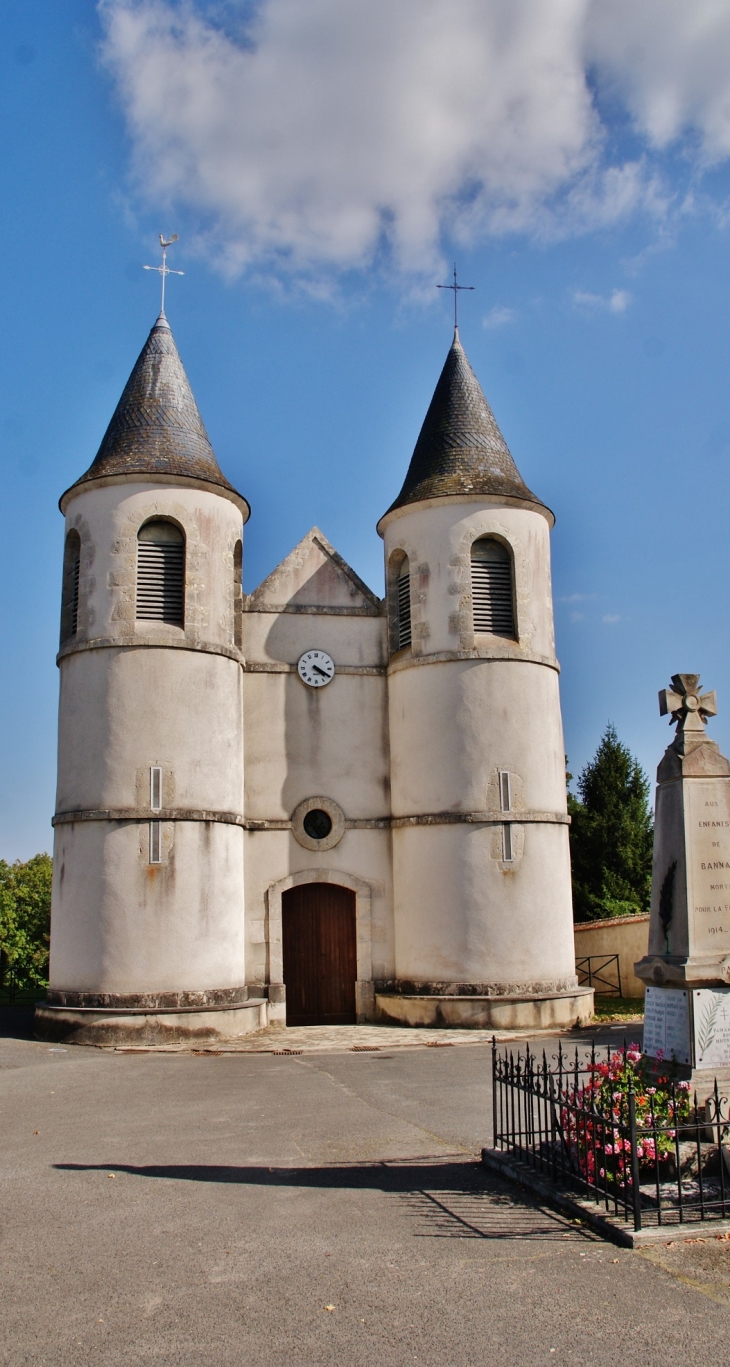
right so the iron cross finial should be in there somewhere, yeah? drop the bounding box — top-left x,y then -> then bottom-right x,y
659,673 -> 718,738
143,234 -> 184,314
437,263 -> 475,330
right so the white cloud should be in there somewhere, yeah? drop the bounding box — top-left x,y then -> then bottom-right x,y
570,611 -> 586,623
602,613 -> 621,623
558,592 -> 597,603
585,1 -> 730,163
98,0 -> 730,282
482,306 -> 516,330
573,288 -> 632,313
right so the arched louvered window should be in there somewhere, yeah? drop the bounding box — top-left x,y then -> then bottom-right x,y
136,520 -> 185,627
396,557 -> 411,650
60,529 -> 81,644
471,538 -> 515,638
233,539 -> 243,650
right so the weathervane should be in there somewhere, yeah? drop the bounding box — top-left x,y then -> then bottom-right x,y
438,263 -> 474,330
143,234 -> 184,313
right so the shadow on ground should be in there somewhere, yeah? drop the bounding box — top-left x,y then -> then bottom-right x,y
55,1157 -> 596,1242
0,1006 -> 36,1040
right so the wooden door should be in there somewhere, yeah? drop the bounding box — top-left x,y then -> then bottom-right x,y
282,883 -> 357,1026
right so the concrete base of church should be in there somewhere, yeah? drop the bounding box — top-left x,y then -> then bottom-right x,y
34,999 -> 268,1047
374,987 -> 594,1031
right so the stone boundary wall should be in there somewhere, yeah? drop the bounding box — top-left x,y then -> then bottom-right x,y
574,914 -> 649,999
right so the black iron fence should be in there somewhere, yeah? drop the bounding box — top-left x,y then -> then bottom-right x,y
575,954 -> 622,996
491,1040 -> 730,1231
0,967 -> 43,1006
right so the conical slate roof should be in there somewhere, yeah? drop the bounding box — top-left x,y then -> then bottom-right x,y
382,329 -> 545,519
61,313 -> 248,513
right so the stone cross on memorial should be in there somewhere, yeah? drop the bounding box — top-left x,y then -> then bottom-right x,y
659,673 -> 717,744
637,673 -> 730,1084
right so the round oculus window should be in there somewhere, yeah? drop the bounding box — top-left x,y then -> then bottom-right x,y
302,808 -> 333,841
290,796 -> 345,851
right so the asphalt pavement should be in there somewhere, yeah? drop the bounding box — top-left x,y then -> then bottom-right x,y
1,1014 -> 729,1366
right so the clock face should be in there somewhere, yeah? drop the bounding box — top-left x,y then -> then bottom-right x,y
297,650 -> 335,688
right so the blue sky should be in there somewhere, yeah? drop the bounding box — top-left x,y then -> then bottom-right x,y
2,0 -> 730,858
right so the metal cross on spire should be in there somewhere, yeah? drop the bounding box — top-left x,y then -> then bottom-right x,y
143,234 -> 184,314
437,263 -> 475,330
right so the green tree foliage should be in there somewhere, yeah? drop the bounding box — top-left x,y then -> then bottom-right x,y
0,853 -> 52,990
568,725 -> 653,923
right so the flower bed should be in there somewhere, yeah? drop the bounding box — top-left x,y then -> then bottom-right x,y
561,1044 -> 692,1185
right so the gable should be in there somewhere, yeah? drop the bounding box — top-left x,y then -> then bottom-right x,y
246,528 -> 383,616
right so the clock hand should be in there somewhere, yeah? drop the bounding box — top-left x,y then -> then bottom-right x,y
312,664 -> 329,677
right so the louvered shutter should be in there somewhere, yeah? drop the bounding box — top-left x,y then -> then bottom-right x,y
397,566 -> 411,649
136,522 -> 185,626
70,556 -> 80,636
471,540 -> 515,637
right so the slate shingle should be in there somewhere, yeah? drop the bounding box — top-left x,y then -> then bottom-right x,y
61,313 -> 246,508
384,330 -> 546,516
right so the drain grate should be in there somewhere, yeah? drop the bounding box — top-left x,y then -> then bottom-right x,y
351,1045 -> 381,1052
270,1049 -> 303,1055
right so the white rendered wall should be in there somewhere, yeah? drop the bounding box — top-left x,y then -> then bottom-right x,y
382,497 -> 576,991
241,530 -> 394,990
50,481 -> 246,997
51,820 -> 245,993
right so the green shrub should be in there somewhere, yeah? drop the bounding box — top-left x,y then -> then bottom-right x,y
0,853 -> 53,991
569,725 -> 653,923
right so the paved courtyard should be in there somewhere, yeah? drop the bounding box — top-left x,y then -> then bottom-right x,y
2,1013 -> 730,1366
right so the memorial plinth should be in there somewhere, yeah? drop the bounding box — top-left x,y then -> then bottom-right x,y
636,674 -> 730,1083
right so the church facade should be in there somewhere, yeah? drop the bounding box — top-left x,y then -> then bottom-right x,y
37,310 -> 592,1044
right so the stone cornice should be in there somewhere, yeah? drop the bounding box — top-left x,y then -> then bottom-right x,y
243,661 -> 386,676
57,637 -> 245,667
387,647 -> 560,675
244,603 -> 385,618
53,807 -> 569,829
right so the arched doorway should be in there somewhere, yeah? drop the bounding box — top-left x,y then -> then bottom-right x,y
282,883 -> 357,1025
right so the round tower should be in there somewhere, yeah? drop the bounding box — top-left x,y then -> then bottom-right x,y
36,311 -> 256,1045
377,329 -> 592,1030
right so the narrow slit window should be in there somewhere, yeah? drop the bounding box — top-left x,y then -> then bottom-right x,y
471,539 -> 515,638
233,538 -> 243,650
60,529 -> 82,644
499,771 -> 511,812
396,558 -> 411,650
502,823 -> 513,862
136,520 -> 185,626
150,767 -> 162,811
149,821 -> 162,864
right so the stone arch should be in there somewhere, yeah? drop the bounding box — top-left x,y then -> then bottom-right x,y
60,528 -> 82,644
136,517 -> 186,627
470,534 -> 516,640
265,868 -> 374,1021
386,542 -> 418,656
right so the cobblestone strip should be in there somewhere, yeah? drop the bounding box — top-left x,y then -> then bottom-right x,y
110,1023 -> 544,1054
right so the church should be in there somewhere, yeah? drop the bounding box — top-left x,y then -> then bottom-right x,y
36,304 -> 593,1044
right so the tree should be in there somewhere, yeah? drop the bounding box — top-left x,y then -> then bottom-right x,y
568,725 -> 653,923
0,853 -> 52,991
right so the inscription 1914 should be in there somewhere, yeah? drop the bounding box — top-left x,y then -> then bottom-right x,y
689,787 -> 730,949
